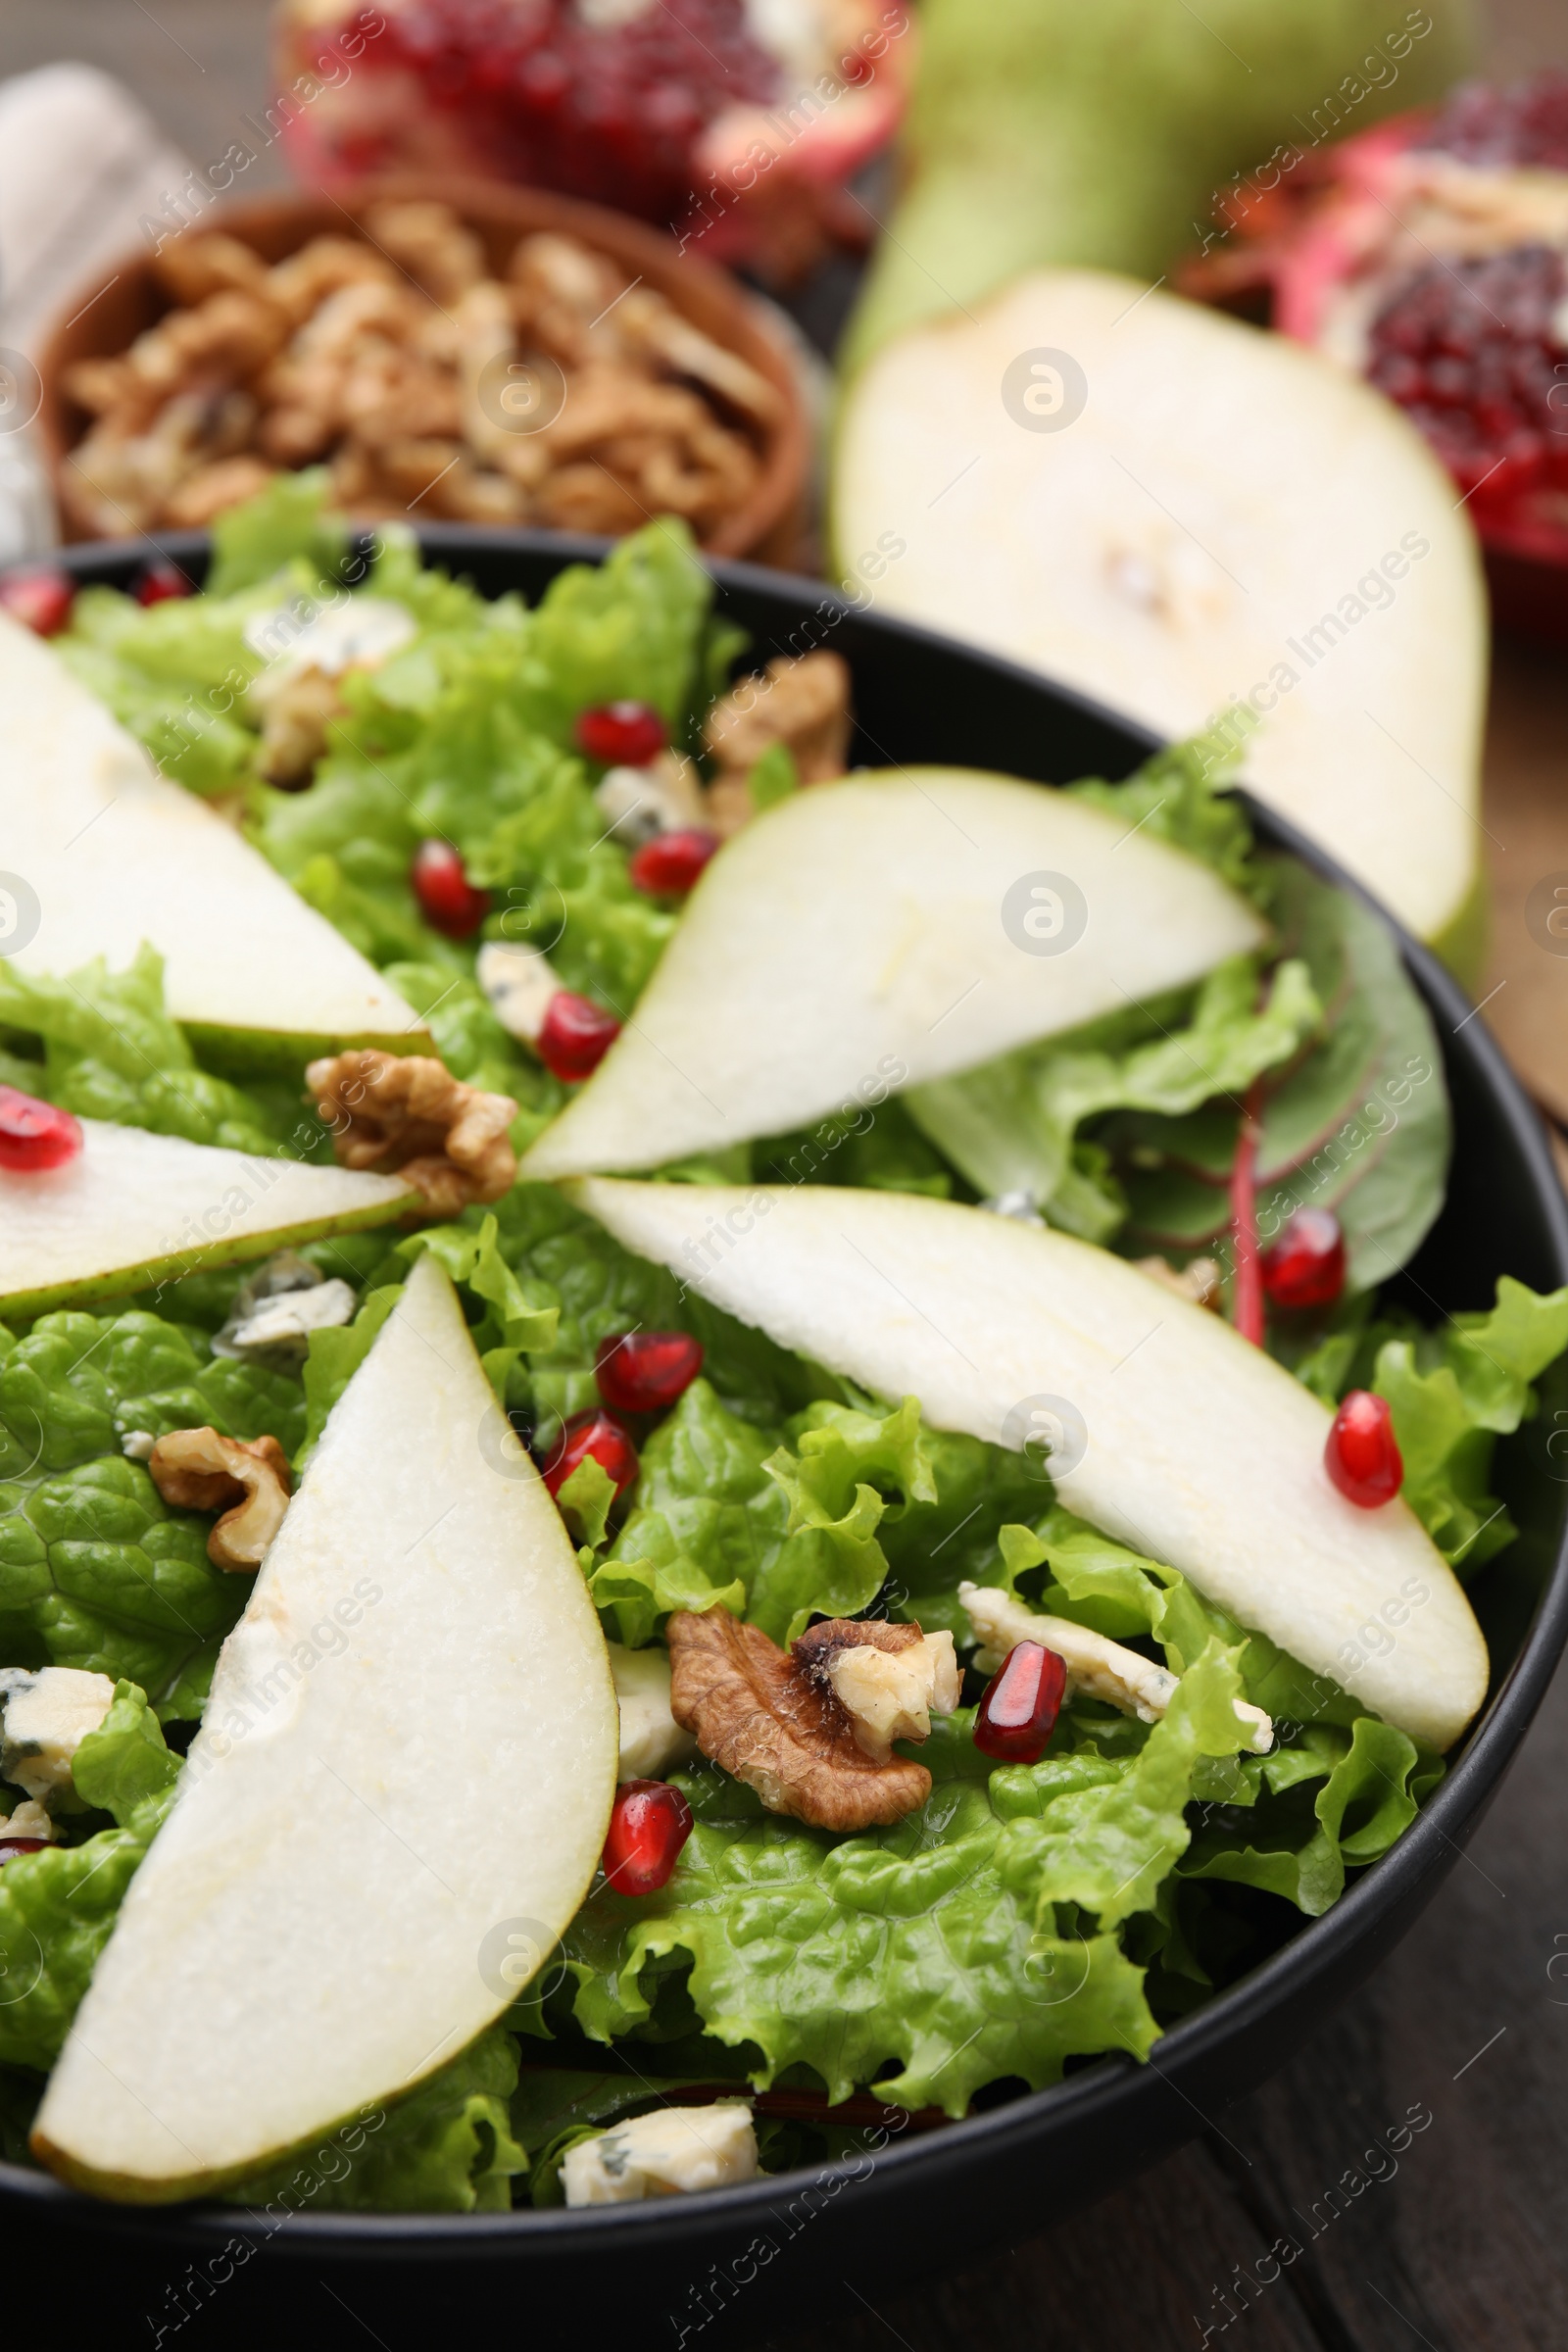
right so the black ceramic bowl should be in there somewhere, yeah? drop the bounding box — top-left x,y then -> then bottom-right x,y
12,529 -> 1568,2346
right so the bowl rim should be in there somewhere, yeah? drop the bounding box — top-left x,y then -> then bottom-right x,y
6,525 -> 1565,2254
32,176 -> 812,564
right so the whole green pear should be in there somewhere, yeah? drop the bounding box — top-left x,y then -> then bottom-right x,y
841,0 -> 1473,372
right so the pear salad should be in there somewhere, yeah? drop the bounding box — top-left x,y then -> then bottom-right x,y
0,483 -> 1558,2212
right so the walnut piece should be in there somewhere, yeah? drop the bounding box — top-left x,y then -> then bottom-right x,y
666,1610 -> 938,1831
795,1620 -> 961,1765
148,1429 -> 293,1572
703,652 -> 853,838
307,1049 -> 518,1217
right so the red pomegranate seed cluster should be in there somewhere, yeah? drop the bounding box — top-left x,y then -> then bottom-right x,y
1260,1207 -> 1346,1311
1365,244 -> 1568,510
1425,72 -> 1568,171
0,1086 -> 83,1174
596,1330 -> 704,1414
541,1407 -> 640,1501
629,828 -> 718,897
1325,1390 -> 1403,1508
411,839 -> 491,939
0,565 -> 74,637
536,990 -> 621,1082
371,0 -> 782,220
602,1779 -> 693,1894
973,1642 -> 1067,1764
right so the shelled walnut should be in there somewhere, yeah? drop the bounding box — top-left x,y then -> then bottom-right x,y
60,206 -> 779,544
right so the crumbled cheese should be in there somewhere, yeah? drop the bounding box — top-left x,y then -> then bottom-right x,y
825,1632 -> 961,1765
243,595 -> 416,680
593,752 -> 704,846
224,1279 -> 357,1359
120,1430 -> 157,1461
477,940 -> 563,1048
958,1583 -> 1273,1753
562,2103 -> 759,2206
0,1667 -> 118,1802
607,1642 -> 698,1781
0,1801 -> 56,1843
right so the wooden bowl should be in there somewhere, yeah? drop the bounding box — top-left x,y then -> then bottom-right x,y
34,175 -> 811,564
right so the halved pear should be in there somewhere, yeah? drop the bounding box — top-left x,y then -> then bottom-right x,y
0,1118 -> 416,1319
521,768 -> 1264,1181
569,1179 -> 1488,1752
0,612 -> 423,1059
32,1250 -> 617,2202
832,271 -> 1489,967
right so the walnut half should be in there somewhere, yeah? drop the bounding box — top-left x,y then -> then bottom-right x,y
148,1429 -> 292,1571
666,1610 -> 948,1832
307,1049 -> 517,1218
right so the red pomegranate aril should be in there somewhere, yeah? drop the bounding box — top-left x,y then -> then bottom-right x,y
574,700 -> 667,767
0,565 -> 74,637
134,560 -> 191,607
1326,1390 -> 1403,1508
536,990 -> 621,1082
411,839 -> 490,940
542,1407 -> 639,1501
629,828 -> 718,897
973,1642 -> 1068,1765
0,1085 -> 83,1173
0,1838 -> 49,1865
596,1330 -> 704,1413
1261,1207 -> 1347,1311
602,1778 -> 693,1894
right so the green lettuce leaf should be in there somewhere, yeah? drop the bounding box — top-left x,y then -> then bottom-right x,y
1067,716 -> 1261,897
205,466 -> 350,597
0,1787 -> 175,2071
71,1679 -> 181,1824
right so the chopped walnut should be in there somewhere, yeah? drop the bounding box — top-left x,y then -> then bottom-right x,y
163,455 -> 275,529
795,1621 -> 962,1765
666,1610 -> 936,1832
703,652 -> 853,838
148,1429 -> 293,1572
306,1049 -> 518,1218
1135,1255 -> 1224,1311
251,665 -> 343,787
365,200 -> 488,308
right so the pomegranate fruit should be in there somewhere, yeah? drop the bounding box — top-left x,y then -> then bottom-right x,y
0,565 -> 74,637
575,701 -> 666,767
0,1838 -> 50,1865
1325,1390 -> 1402,1508
536,991 -> 621,1082
1261,1206 -> 1346,1310
411,839 -> 490,940
1177,74 -> 1568,618
602,1778 -> 693,1894
596,1330 -> 704,1413
628,828 -> 719,897
541,1407 -> 639,1500
0,1086 -> 83,1173
134,561 -> 191,607
973,1641 -> 1067,1764
273,0 -> 911,273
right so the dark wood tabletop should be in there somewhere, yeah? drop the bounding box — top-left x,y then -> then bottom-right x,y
3,5 -> 1567,2345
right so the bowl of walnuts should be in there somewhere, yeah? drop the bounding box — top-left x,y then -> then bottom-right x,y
35,176 -> 810,561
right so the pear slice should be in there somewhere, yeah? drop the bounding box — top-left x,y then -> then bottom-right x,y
832,271 -> 1489,967
520,768 -> 1264,1181
0,1118 -> 417,1319
0,612 -> 423,1059
32,1250 -> 617,2202
569,1178 -> 1488,1751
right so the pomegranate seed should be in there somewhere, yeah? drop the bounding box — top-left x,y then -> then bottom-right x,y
0,565 -> 74,637
1326,1391 -> 1403,1508
134,560 -> 191,606
542,1407 -> 639,1500
596,1330 -> 704,1413
629,828 -> 718,897
575,701 -> 667,767
1262,1207 -> 1346,1310
0,1085 -> 83,1173
602,1778 -> 693,1894
411,839 -> 490,940
973,1642 -> 1067,1764
537,991 -> 620,1082
0,1839 -> 49,1865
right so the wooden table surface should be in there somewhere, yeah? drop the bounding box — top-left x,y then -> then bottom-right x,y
4,4 -> 1567,2345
